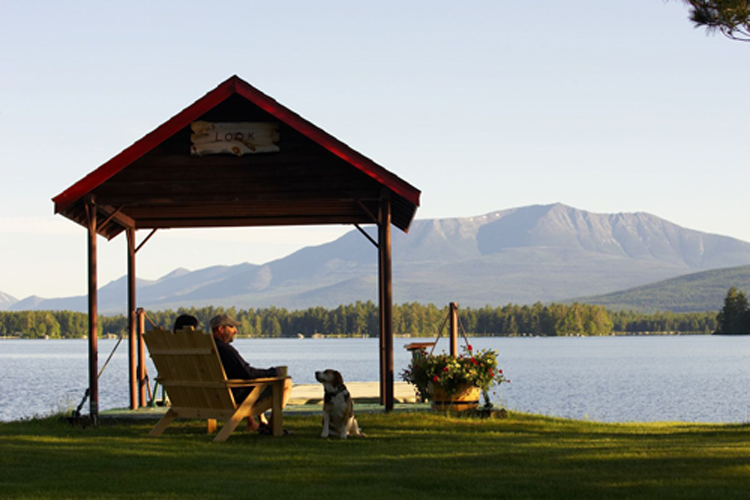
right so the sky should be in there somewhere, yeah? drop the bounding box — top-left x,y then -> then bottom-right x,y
1,0 -> 748,301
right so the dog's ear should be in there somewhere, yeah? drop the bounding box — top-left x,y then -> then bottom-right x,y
333,370 -> 343,386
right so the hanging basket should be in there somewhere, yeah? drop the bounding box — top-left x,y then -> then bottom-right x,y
428,382 -> 482,412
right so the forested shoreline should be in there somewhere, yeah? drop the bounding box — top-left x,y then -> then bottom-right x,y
0,301 -> 718,339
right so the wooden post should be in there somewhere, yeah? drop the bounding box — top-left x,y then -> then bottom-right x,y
137,308 -> 147,407
378,231 -> 386,407
378,194 -> 394,411
126,228 -> 137,410
450,302 -> 458,358
85,199 -> 99,425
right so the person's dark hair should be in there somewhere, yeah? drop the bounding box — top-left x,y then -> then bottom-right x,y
173,314 -> 199,333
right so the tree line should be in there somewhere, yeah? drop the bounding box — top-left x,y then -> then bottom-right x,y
0,301 -> 719,339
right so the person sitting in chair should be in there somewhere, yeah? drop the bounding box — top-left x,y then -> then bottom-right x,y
209,314 -> 293,433
173,314 -> 199,333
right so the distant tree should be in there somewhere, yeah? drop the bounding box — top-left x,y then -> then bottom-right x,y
679,0 -> 750,41
556,303 -> 584,336
584,305 -> 614,336
715,287 -> 750,333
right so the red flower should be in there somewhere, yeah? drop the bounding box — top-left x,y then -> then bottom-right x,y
433,375 -> 440,382
467,344 -> 473,351
489,370 -> 494,377
471,358 -> 478,365
443,366 -> 449,372
498,370 -> 503,375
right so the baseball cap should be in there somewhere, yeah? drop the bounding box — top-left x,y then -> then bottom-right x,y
210,314 -> 241,329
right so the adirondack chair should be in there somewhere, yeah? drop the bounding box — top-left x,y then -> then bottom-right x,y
143,327 -> 289,441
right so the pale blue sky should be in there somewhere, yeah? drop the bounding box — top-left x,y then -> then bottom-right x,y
1,1 -> 748,300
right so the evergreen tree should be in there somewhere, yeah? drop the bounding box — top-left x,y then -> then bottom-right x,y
680,0 -> 750,41
715,287 -> 750,333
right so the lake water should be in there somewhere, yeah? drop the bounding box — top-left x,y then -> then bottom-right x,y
2,335 -> 749,423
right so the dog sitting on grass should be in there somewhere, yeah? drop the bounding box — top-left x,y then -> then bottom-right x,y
314,369 -> 366,439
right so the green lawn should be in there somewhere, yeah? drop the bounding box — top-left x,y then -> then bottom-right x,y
1,411 -> 748,499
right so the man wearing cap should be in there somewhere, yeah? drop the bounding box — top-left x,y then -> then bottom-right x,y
210,314 -> 293,433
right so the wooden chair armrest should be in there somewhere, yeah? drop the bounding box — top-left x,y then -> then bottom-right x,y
224,376 -> 289,387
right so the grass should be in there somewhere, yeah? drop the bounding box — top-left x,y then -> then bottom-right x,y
1,411 -> 749,499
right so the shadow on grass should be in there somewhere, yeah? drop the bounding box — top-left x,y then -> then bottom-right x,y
1,412 -> 749,499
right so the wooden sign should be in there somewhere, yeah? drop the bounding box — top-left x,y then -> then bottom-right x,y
190,121 -> 280,156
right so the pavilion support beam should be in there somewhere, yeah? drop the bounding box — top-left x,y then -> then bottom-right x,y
135,229 -> 158,254
138,310 -> 147,406
355,223 -> 378,249
126,228 -> 137,410
378,194 -> 394,411
85,198 -> 99,425
131,230 -> 156,408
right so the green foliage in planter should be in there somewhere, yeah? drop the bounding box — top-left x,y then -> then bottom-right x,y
401,345 -> 509,400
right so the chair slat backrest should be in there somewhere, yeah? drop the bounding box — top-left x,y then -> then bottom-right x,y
144,327 -> 236,411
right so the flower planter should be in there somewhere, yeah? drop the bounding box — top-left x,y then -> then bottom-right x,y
401,345 -> 508,411
429,383 -> 482,412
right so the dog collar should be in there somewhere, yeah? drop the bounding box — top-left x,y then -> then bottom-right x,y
324,384 -> 349,404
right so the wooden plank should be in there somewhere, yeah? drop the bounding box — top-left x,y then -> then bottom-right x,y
225,377 -> 287,385
148,409 -> 177,437
125,200 -> 375,214
123,154 -> 350,175
170,407 -> 237,420
134,215 -> 372,229
147,348 -> 214,355
95,180 -> 377,199
271,379 -> 283,437
99,205 -> 136,230
114,167 -> 360,186
158,380 -> 232,389
184,331 -> 213,409
132,210 -> 368,227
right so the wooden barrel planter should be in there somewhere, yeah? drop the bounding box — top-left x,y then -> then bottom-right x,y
429,383 -> 482,412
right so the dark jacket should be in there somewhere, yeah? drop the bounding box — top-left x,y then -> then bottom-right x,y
214,338 -> 277,403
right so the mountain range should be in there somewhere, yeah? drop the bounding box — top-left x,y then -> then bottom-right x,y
0,292 -> 17,310
5,203 -> 750,314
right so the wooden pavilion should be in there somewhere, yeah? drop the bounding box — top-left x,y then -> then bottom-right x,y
52,75 -> 421,422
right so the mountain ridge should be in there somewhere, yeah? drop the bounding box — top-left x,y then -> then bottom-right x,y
0,291 -> 18,310
572,265 -> 750,313
6,203 -> 750,313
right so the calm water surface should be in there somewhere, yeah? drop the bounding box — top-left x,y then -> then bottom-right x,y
1,335 -> 749,423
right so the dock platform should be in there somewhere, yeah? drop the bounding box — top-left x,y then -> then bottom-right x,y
101,381 -> 423,419
287,381 -> 419,405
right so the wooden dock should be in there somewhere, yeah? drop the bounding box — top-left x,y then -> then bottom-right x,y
100,382 -> 422,420
287,381 -> 419,405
